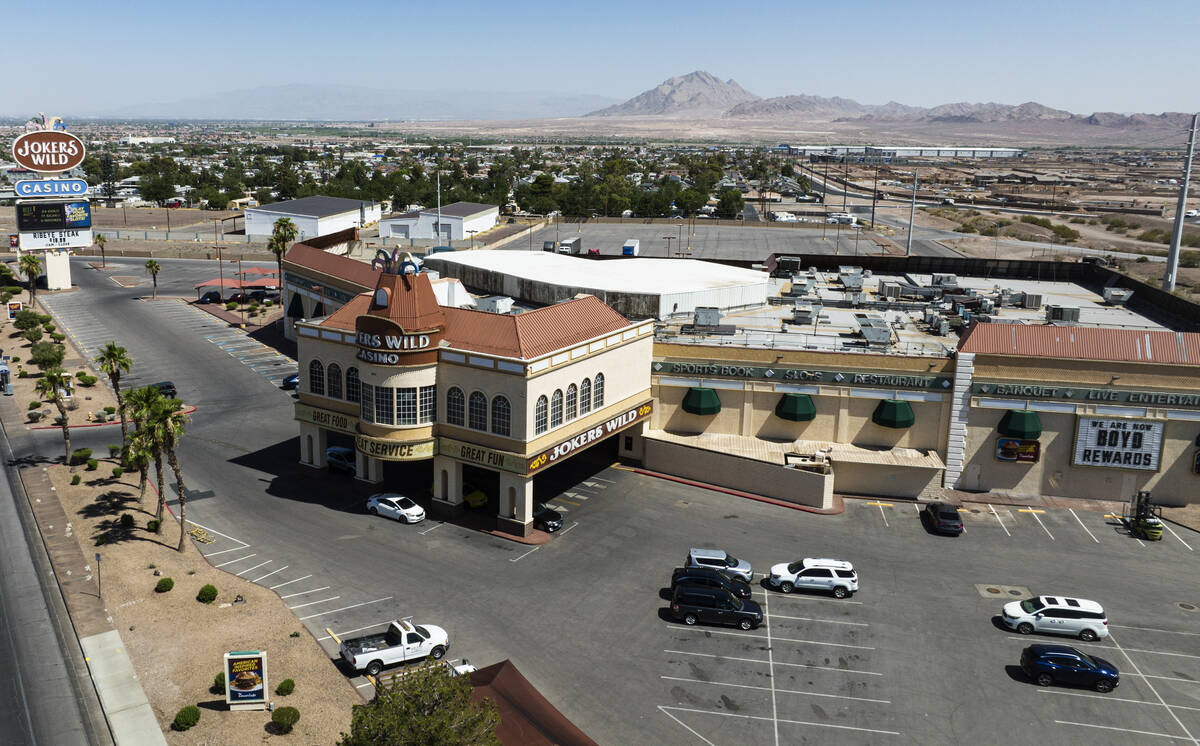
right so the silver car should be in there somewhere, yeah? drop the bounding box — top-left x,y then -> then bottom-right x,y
686,548 -> 753,583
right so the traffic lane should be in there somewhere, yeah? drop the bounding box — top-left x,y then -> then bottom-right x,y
74,256 -> 277,297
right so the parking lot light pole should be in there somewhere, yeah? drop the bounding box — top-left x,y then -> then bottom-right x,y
231,259 -> 244,327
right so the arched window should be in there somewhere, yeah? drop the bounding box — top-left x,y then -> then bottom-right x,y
308,359 -> 324,395
535,395 -> 548,435
346,367 -> 361,403
593,373 -> 605,408
326,363 -> 342,399
579,378 -> 592,415
565,384 -> 578,421
447,387 -> 465,426
468,391 -> 488,430
551,389 -> 563,428
491,396 -> 511,436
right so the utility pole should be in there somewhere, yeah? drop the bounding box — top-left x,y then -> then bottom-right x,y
1163,113 -> 1198,292
436,170 -> 442,245
906,169 -> 919,257
870,166 -> 879,230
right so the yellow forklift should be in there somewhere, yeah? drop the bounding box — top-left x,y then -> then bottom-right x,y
1122,490 -> 1164,541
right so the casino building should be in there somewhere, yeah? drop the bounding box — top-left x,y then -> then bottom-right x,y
293,260 -> 653,536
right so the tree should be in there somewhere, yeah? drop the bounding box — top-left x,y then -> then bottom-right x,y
22,326 -> 43,344
139,172 -> 176,206
716,187 -> 745,219
154,398 -> 191,552
338,665 -> 499,746
781,163 -> 795,178
95,342 -> 134,457
30,341 -> 65,370
270,218 -> 299,289
676,188 -> 708,215
100,152 -> 118,207
34,368 -> 72,462
124,386 -> 168,527
12,309 -> 40,332
19,253 -> 42,304
125,429 -> 152,506
144,260 -> 161,299
95,234 -> 107,268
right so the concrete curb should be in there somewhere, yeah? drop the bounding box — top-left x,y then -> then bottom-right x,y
80,632 -> 167,746
627,466 -> 844,515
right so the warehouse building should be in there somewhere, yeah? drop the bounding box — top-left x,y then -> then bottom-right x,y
379,201 -> 499,242
245,195 -> 381,240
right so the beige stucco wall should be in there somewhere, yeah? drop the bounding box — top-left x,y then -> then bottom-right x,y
830,463 -> 943,500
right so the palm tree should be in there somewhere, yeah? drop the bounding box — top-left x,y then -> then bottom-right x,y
18,253 -> 42,305
144,259 -> 161,299
124,385 -> 167,526
270,217 -> 298,290
34,367 -> 72,462
154,398 -> 191,552
125,428 -> 152,506
94,342 -> 133,456
95,234 -> 107,268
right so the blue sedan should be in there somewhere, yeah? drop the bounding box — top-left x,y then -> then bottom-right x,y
1020,644 -> 1119,692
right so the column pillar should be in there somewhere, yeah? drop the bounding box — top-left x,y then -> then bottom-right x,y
299,423 -> 327,467
355,451 -> 384,484
430,455 -> 463,520
496,471 -> 533,537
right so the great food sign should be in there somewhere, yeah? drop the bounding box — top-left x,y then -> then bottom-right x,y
12,131 -> 86,173
1073,417 -> 1164,472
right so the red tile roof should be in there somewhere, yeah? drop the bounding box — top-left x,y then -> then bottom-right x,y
959,323 -> 1200,365
365,272 -> 445,331
320,294 -> 371,331
284,242 -> 380,290
443,295 -> 631,359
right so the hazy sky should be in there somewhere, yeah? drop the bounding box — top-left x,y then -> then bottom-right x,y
6,0 -> 1198,116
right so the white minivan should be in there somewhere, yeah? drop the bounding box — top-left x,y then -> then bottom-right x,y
1002,595 -> 1108,641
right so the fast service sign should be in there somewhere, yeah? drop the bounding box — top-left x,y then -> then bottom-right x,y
11,131 -> 86,173
1072,417 -> 1164,471
224,651 -> 268,711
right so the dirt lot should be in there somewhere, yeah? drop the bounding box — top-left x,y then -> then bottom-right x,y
0,206 -> 241,233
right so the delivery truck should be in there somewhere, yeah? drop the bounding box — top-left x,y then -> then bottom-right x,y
622,239 -> 640,256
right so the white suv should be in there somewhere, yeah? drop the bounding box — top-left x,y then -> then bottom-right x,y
768,558 -> 858,598
1002,595 -> 1108,641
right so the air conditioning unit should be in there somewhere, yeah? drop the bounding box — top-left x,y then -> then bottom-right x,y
476,295 -> 514,314
1103,287 -> 1134,306
931,273 -> 959,289
1023,293 -> 1044,309
880,281 -> 902,300
694,306 -> 721,327
1046,305 -> 1080,323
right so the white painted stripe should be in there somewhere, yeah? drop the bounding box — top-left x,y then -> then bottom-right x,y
763,579 -> 779,746
318,623 -> 384,642
250,566 -> 288,583
664,649 -> 882,676
1109,624 -> 1200,637
509,546 -> 540,563
681,627 -> 874,650
658,705 -> 901,736
287,596 -> 341,610
559,521 -> 580,536
1028,510 -> 1055,540
235,560 -> 272,576
1068,508 -> 1099,543
657,707 -> 717,746
989,504 -> 1012,536
877,504 -> 889,527
767,593 -> 863,606
280,586 -> 331,599
768,613 -> 869,627
186,520 -> 249,547
1054,721 -> 1184,740
355,682 -> 374,689
202,546 -> 249,557
1040,689 -> 1200,712
213,554 -> 256,568
298,596 -> 393,621
1108,631 -> 1200,744
1162,522 -> 1194,551
661,676 -> 890,704
418,522 -> 443,535
269,574 -> 313,590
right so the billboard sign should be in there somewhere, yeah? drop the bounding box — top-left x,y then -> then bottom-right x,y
17,201 -> 91,232
996,437 -> 1040,463
18,229 -> 92,250
15,179 -> 88,198
7,302 -> 21,320
11,131 -> 86,173
224,651 -> 268,710
1072,417 -> 1163,472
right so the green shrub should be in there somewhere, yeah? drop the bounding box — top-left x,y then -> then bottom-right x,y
71,474 -> 81,485
17,370 -> 28,379
37,314 -> 51,324
75,370 -> 86,380
197,584 -> 218,604
86,459 -> 98,471
103,406 -> 117,415
108,444 -> 122,457
4,285 -> 22,296
9,356 -> 18,363
1136,255 -> 1149,263
112,467 -> 124,478
71,448 -> 92,464
263,299 -> 273,307
212,672 -> 225,694
50,332 -> 66,342
94,533 -> 109,546
28,401 -> 41,411
225,301 -> 238,311
276,678 -> 295,696
155,577 -> 174,593
23,328 -> 43,344
120,513 -> 134,529
171,705 -> 200,732
1069,217 -> 1085,224
271,706 -> 299,734
77,374 -> 98,386
147,519 -> 160,532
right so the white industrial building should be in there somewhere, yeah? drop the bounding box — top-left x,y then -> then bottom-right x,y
865,146 -> 1025,158
423,250 -> 773,319
379,201 -> 498,242
245,196 -> 381,241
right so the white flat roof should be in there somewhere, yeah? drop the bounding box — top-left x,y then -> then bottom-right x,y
430,250 -> 769,294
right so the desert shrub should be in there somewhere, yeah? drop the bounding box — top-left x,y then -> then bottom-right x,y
86,459 -> 98,471
212,672 -> 225,694
30,341 -> 65,369
172,705 -> 200,731
147,519 -> 160,532
17,370 -> 28,379
28,401 -> 40,411
50,333 -> 66,342
271,706 -> 299,734
1136,255 -> 1149,263
119,513 -> 134,529
103,406 -> 117,415
109,444 -> 122,457
155,577 -> 174,593
1069,217 -> 1085,224
197,584 -> 218,604
94,533 -> 109,546
22,328 -> 43,344
77,374 -> 98,386
70,474 -> 81,485
9,356 -> 18,363
225,301 -> 238,310
37,314 -> 51,324
112,467 -> 124,478
43,323 -> 55,333
71,448 -> 92,464
276,678 -> 295,696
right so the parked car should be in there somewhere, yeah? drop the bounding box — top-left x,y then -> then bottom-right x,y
249,289 -> 280,302
339,619 -> 451,677
671,566 -> 753,600
1020,644 -> 1119,692
685,548 -> 753,583
767,558 -> 858,598
281,372 -> 300,390
670,586 -> 763,630
532,502 -> 563,532
1002,596 -> 1108,641
366,493 -> 425,524
922,501 -> 964,535
150,381 -> 177,398
462,483 -> 487,509
326,446 -> 356,475
197,291 -> 221,304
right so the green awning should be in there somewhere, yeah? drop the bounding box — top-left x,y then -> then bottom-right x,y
682,387 -> 722,415
998,409 -> 1042,439
775,393 -> 816,422
872,399 -> 915,429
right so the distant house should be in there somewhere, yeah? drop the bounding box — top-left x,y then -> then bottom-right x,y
378,201 -> 499,242
245,196 -> 381,240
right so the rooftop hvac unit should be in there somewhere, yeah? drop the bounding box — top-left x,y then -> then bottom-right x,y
1046,305 -> 1080,323
856,314 -> 893,345
923,307 -> 938,325
841,273 -> 864,290
935,318 -> 950,336
694,306 -> 721,327
838,265 -> 863,276
931,273 -> 959,288
1103,287 -> 1135,306
793,303 -> 818,325
846,291 -> 866,306
476,295 -> 514,314
1023,293 -> 1044,309
880,281 -> 902,300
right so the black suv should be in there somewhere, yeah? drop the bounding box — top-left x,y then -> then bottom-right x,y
670,567 -> 753,600
670,586 -> 763,630
150,381 -> 177,398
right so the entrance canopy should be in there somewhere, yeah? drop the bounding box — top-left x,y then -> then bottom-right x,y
998,409 -> 1042,439
775,393 -> 816,422
193,278 -> 278,289
682,387 -> 721,415
872,399 -> 915,429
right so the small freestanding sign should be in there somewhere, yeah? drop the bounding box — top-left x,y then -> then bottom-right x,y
224,651 -> 269,711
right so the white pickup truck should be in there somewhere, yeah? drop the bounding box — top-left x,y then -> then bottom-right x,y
339,619 -> 451,676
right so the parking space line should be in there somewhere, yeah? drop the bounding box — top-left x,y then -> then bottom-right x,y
1115,646 -> 1200,661
1040,689 -> 1200,712
280,586 -> 331,599
768,613 -> 869,627
288,595 -> 341,610
763,583 -> 779,746
989,504 -> 1012,536
250,566 -> 288,583
510,546 -> 540,562
767,594 -> 863,606
1162,522 -> 1194,551
202,546 -> 249,557
418,522 -> 443,535
684,628 -> 874,650
213,553 -> 256,567
235,560 -> 272,576
554,498 -> 581,507
187,520 -> 250,548
665,649 -> 882,676
1110,624 -> 1200,636
656,707 -> 717,746
1108,631 -> 1200,744
559,521 -> 579,535
318,623 -> 382,642
658,706 -> 901,737
876,504 -> 889,527
298,596 -> 393,621
1019,509 -> 1055,540
1054,721 -> 1184,740
1068,509 -> 1100,543
661,676 -> 891,704
269,574 -> 313,590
